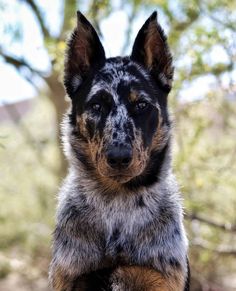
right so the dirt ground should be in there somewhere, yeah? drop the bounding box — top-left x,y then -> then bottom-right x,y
0,274 -> 49,291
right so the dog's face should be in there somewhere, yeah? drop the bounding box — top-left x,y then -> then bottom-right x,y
64,12 -> 173,188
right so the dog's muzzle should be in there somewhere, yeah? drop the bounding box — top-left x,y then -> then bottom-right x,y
106,144 -> 132,170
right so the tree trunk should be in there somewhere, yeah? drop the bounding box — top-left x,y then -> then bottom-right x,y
46,74 -> 69,178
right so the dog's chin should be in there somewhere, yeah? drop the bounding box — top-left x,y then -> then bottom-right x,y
97,163 -> 146,184
108,175 -> 133,184
96,163 -> 145,184
97,169 -> 134,184
99,172 -> 134,184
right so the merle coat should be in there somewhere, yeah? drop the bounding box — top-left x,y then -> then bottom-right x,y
49,11 -> 189,291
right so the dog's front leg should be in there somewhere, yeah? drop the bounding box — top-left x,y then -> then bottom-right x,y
49,265 -> 78,291
49,226 -> 103,291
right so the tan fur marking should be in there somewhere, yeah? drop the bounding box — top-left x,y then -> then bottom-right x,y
129,90 -> 138,103
49,266 -> 74,291
131,129 -> 149,174
74,24 -> 93,68
144,20 -> 173,87
151,113 -> 169,151
112,265 -> 185,291
144,21 -> 164,69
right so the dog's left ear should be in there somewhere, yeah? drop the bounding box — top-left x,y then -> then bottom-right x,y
131,12 -> 173,92
64,11 -> 106,97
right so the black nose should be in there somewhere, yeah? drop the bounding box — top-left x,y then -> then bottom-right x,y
106,145 -> 132,170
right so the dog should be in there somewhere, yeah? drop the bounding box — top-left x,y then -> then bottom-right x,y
49,10 -> 190,291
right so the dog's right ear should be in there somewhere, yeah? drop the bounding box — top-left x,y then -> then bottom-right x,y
64,11 -> 106,97
131,12 -> 173,93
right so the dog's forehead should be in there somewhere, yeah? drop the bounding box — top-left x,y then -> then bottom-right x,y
87,57 -> 151,103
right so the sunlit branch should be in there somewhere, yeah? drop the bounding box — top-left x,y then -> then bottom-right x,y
192,239 -> 236,256
121,7 -> 137,55
185,212 -> 236,233
89,0 -> 102,37
59,0 -> 77,40
0,49 -> 43,76
20,0 -> 50,38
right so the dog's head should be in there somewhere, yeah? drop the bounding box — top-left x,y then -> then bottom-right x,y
64,11 -> 173,189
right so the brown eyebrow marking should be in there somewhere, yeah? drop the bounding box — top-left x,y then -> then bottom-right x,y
128,90 -> 138,102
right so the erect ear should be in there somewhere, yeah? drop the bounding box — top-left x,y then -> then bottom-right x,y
131,12 -> 174,92
64,11 -> 106,97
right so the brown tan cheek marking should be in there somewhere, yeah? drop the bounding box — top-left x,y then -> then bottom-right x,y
74,115 -> 102,170
95,126 -> 115,176
76,114 -> 89,138
112,266 -> 185,291
76,113 -> 102,161
86,132 -> 103,165
130,129 -> 149,176
151,111 -> 169,151
150,113 -> 162,150
49,266 -> 75,291
128,90 -> 138,103
97,153 -> 109,176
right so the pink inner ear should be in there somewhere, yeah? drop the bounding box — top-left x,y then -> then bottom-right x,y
145,21 -> 167,71
64,11 -> 106,97
144,21 -> 173,88
74,26 -> 93,69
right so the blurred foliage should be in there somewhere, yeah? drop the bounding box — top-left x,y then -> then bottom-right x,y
174,92 -> 236,287
0,0 -> 236,290
0,97 -> 59,287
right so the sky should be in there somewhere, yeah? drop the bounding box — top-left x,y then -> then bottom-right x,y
0,0 -> 136,104
0,0 -> 231,105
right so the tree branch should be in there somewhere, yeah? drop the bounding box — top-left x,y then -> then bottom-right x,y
192,239 -> 236,256
185,212 -> 236,233
20,0 -> 50,38
0,49 -> 44,76
59,0 -> 77,40
89,0 -> 103,37
121,6 -> 137,55
199,6 -> 236,31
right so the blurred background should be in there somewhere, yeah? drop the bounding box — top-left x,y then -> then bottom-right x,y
0,0 -> 235,290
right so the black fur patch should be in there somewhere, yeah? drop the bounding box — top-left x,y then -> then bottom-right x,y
137,196 -> 146,207
72,268 -> 114,291
125,141 -> 170,190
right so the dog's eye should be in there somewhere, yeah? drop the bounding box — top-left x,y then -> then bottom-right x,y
136,101 -> 148,111
91,103 -> 101,112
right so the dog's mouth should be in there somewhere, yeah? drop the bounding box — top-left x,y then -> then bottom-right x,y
97,167 -> 142,184
97,166 -> 134,183
107,174 -> 133,183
